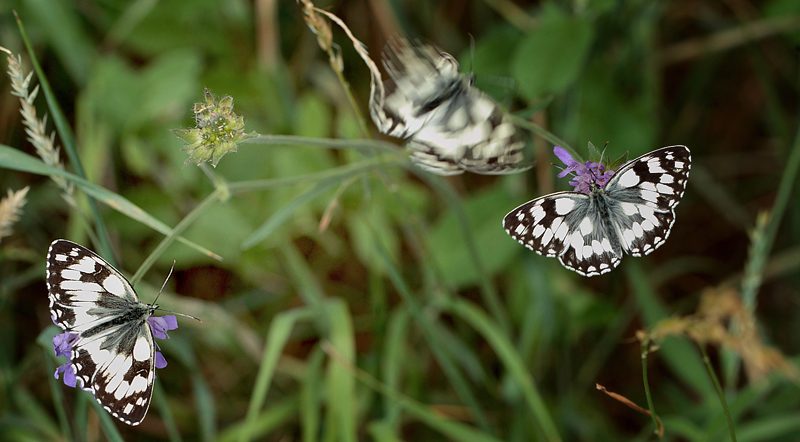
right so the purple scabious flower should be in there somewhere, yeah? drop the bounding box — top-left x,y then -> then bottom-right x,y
553,146 -> 616,195
52,315 -> 179,386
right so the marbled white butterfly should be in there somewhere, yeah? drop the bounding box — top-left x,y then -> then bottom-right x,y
47,240 -> 193,425
503,146 -> 691,277
371,37 -> 533,175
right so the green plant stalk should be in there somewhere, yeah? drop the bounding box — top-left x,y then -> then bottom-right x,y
414,170 -> 511,336
228,156 -> 399,195
153,381 -> 183,442
14,12 -> 113,261
42,347 -> 73,440
129,186 -> 224,285
640,338 -> 660,437
321,341 -> 505,442
239,308 -> 316,442
375,236 -> 493,431
247,134 -> 400,154
698,344 -> 737,442
509,115 -> 574,154
741,121 -> 800,310
445,297 -> 562,442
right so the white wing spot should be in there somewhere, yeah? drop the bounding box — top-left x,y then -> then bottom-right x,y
133,336 -> 151,362
579,217 -> 593,235
554,198 -> 576,215
102,274 -> 126,297
69,256 -> 98,274
647,159 -> 666,173
616,170 -> 640,188
130,374 -> 149,393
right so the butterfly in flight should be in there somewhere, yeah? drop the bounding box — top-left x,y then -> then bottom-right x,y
503,145 -> 691,277
370,37 -> 533,176
47,239 -> 196,425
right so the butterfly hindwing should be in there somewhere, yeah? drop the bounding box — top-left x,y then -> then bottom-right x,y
503,146 -> 691,277
47,240 -> 155,425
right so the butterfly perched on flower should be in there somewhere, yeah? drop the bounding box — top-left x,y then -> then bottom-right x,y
47,239 -> 195,425
370,37 -> 533,176
503,145 -> 691,277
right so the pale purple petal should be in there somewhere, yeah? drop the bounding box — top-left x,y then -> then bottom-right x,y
52,332 -> 78,358
55,363 -> 77,388
554,147 -> 586,178
553,146 -> 575,165
148,315 -> 178,340
154,351 -> 168,369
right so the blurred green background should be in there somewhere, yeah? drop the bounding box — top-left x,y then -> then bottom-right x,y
1,0 -> 800,441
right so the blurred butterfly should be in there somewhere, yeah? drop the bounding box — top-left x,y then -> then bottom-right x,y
370,37 -> 533,175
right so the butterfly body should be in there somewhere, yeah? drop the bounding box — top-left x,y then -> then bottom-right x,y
373,37 -> 532,175
504,146 -> 691,276
47,240 -> 157,425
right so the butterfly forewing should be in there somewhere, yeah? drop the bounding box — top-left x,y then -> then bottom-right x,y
503,146 -> 691,277
375,37 -> 532,175
47,240 -> 156,425
603,146 -> 691,256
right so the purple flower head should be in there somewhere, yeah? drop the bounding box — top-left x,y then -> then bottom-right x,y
553,146 -> 617,195
52,316 -> 179,388
148,315 -> 178,340
52,332 -> 78,358
55,361 -> 77,388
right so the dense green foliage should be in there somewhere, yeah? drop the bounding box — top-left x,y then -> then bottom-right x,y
1,0 -> 799,441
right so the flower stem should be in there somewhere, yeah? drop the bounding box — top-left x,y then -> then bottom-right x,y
640,338 -> 661,437
698,343 -> 737,442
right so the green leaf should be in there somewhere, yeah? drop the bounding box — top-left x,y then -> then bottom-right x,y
428,186 -> 521,288
511,11 -> 594,100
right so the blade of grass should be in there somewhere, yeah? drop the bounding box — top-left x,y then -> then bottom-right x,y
220,396 -> 300,442
442,297 -> 562,442
192,373 -> 217,442
241,180 -> 337,250
413,171 -> 511,336
373,230 -> 492,431
322,341 -> 504,442
129,186 -> 224,285
153,381 -> 182,442
625,261 -> 715,398
322,299 -> 358,442
14,12 -> 113,259
300,347 -> 326,442
238,307 -> 316,442
697,344 -> 737,442
0,145 -> 219,261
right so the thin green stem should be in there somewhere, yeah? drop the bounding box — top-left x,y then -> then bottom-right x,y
640,338 -> 661,437
698,344 -> 737,442
741,121 -> 800,310
130,187 -> 224,285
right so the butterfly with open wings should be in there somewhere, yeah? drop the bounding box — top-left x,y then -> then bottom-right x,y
47,240 -> 194,425
503,145 -> 691,277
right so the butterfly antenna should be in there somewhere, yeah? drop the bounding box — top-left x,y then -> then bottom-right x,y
151,261 -> 203,323
467,34 -> 476,85
150,261 -> 175,306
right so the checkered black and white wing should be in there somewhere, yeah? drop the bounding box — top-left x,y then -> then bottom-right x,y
375,37 -> 532,176
602,145 -> 691,257
47,240 -> 155,425
503,146 -> 691,277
